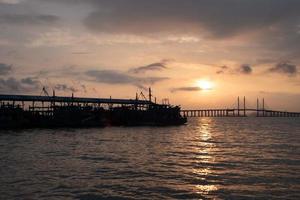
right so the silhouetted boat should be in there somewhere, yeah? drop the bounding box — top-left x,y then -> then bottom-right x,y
0,89 -> 187,129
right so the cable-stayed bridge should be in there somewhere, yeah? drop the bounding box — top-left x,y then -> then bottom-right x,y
181,97 -> 300,117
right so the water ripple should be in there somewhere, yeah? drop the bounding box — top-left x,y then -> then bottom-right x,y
0,118 -> 300,199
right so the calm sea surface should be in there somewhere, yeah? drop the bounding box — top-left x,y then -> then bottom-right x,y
0,118 -> 299,200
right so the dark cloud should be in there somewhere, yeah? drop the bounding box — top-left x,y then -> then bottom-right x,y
0,75 -> 83,94
171,86 -> 202,93
0,77 -> 23,92
0,14 -> 60,25
3,0 -> 299,59
129,60 -> 168,74
85,70 -> 168,88
0,63 -> 12,75
239,64 -> 252,74
21,77 -> 40,86
216,65 -> 229,74
86,70 -> 134,84
80,0 -> 300,39
269,62 -> 298,76
216,64 -> 253,75
0,77 -> 40,94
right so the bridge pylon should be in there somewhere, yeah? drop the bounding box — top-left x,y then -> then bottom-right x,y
237,96 -> 246,117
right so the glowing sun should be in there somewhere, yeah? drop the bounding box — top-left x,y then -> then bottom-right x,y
197,80 -> 214,90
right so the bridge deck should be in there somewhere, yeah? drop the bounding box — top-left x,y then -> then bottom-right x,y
181,109 -> 300,117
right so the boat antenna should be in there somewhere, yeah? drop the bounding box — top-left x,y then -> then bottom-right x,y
139,92 -> 147,101
40,86 -> 49,97
148,87 -> 152,103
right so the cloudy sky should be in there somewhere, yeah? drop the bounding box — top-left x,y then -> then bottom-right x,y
0,0 -> 299,110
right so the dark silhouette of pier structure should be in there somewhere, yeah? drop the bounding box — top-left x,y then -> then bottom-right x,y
0,93 -> 152,113
0,89 -> 187,128
181,97 -> 300,118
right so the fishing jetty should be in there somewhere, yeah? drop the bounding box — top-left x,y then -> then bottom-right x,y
0,89 -> 187,129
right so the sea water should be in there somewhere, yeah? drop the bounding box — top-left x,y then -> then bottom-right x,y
0,117 -> 299,199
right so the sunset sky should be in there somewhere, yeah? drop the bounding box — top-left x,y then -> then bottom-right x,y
0,0 -> 299,111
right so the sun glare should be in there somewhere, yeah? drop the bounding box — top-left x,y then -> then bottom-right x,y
197,80 -> 214,90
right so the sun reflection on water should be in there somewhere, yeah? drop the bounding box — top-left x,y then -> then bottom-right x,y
199,118 -> 212,141
193,118 -> 219,196
196,185 -> 218,195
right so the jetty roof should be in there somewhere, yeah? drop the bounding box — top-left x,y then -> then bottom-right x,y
0,94 -> 151,105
